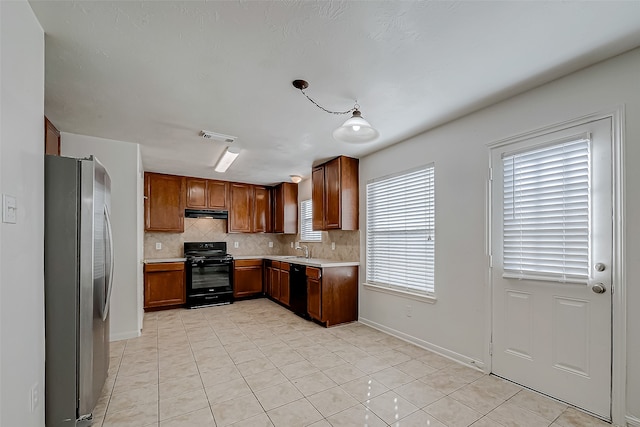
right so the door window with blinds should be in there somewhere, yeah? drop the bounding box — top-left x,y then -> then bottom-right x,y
502,135 -> 590,283
366,164 -> 435,294
300,199 -> 322,242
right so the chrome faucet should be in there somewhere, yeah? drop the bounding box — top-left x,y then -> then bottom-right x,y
295,244 -> 310,259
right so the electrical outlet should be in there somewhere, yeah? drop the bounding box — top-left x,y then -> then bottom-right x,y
331,242 -> 336,250
155,242 -> 162,250
268,241 -> 273,248
234,242 -> 239,248
29,383 -> 39,413
405,305 -> 412,317
290,242 -> 294,248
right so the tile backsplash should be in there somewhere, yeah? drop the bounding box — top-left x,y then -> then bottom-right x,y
144,218 -> 360,262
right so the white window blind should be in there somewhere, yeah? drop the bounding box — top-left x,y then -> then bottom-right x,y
366,165 -> 435,294
300,199 -> 322,242
502,137 -> 590,282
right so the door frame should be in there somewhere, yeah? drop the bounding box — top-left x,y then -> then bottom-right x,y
485,106 -> 626,425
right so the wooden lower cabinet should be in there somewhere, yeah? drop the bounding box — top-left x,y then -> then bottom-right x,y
233,259 -> 263,298
144,262 -> 185,309
280,264 -> 290,306
306,265 -> 358,327
265,260 -> 291,306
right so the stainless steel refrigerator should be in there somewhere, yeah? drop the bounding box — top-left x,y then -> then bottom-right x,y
44,155 -> 113,426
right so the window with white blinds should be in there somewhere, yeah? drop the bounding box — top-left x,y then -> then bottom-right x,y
366,165 -> 435,294
502,136 -> 590,283
300,199 -> 322,242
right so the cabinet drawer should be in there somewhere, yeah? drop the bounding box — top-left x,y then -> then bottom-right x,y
280,262 -> 290,272
145,262 -> 184,272
271,261 -> 282,269
306,266 -> 321,279
234,259 -> 263,268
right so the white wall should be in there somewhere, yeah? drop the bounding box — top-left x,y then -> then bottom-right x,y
359,47 -> 640,424
0,1 -> 45,425
62,133 -> 143,341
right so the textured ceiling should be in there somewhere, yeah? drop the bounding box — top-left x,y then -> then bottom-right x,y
30,0 -> 640,185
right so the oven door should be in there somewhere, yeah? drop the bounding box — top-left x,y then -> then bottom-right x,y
187,259 -> 232,295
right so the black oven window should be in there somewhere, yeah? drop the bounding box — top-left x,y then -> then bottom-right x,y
191,264 -> 231,291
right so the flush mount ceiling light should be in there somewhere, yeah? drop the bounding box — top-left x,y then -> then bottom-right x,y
292,79 -> 379,143
290,175 -> 302,184
214,146 -> 241,173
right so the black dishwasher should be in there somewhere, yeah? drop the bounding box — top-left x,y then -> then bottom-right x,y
289,264 -> 309,319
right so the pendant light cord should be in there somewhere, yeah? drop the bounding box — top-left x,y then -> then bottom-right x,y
300,89 -> 357,115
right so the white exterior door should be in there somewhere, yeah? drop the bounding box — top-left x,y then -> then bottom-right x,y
490,118 -> 612,419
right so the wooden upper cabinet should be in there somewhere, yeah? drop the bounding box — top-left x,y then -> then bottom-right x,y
229,183 -> 252,233
186,178 -> 207,208
207,180 -> 228,209
312,156 -> 359,231
272,182 -> 298,234
312,166 -> 325,231
186,178 -> 228,210
144,172 -> 185,232
44,117 -> 60,156
252,185 -> 270,233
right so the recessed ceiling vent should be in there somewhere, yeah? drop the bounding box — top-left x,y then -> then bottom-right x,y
200,130 -> 237,143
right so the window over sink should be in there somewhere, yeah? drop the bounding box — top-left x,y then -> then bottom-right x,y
366,164 -> 435,296
300,199 -> 322,242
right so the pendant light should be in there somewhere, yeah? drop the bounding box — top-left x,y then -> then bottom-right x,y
292,79 -> 379,143
332,109 -> 379,143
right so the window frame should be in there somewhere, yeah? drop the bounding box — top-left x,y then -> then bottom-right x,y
299,198 -> 322,243
364,163 -> 436,302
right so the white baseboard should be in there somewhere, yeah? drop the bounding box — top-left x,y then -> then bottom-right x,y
358,316 -> 485,371
627,415 -> 640,427
110,329 -> 140,342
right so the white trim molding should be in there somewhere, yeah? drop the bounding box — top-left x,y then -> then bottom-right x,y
627,415 -> 640,427
359,316 -> 485,371
485,106 -> 627,426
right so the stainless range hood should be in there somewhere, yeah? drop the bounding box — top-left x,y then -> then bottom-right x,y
184,209 -> 228,219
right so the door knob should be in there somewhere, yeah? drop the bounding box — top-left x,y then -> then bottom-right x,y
594,263 -> 606,272
591,283 -> 606,294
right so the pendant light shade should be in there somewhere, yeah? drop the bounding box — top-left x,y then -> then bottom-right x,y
332,110 -> 379,143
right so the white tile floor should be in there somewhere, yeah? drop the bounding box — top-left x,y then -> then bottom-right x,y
93,299 -> 610,427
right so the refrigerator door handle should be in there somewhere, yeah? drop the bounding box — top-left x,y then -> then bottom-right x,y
102,205 -> 115,321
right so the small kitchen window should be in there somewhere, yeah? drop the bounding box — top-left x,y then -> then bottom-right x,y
366,164 -> 435,297
300,199 -> 322,242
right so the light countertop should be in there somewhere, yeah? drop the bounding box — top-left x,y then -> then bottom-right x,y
232,255 -> 359,268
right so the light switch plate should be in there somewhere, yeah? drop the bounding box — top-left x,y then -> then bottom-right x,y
234,242 -> 239,248
268,241 -> 273,248
331,242 -> 336,250
2,194 -> 17,224
155,242 -> 162,250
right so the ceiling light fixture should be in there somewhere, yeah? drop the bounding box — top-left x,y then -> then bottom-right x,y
292,79 -> 379,143
290,175 -> 302,184
214,147 -> 241,173
200,130 -> 237,143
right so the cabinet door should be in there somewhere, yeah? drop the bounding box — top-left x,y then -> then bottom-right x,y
144,263 -> 185,308
312,166 -> 325,230
233,260 -> 263,298
280,267 -> 290,306
270,266 -> 281,300
186,178 -> 207,208
44,117 -> 60,156
145,173 -> 185,232
272,184 -> 284,233
207,180 -> 228,209
307,277 -> 322,321
229,183 -> 252,233
324,157 -> 342,229
252,186 -> 269,233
